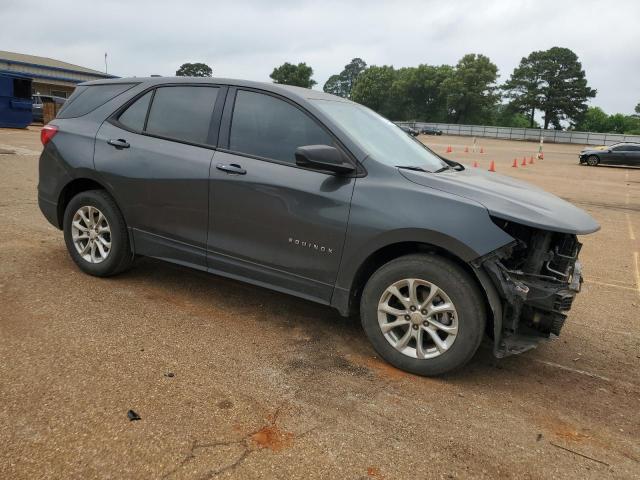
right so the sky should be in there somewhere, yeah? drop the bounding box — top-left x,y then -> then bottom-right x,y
2,0 -> 639,114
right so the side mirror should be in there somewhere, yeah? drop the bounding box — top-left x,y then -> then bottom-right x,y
295,145 -> 355,174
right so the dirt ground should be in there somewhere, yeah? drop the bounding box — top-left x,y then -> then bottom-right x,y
1,128 -> 638,479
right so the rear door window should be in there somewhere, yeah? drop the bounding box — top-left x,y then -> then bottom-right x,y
117,91 -> 153,132
145,86 -> 219,144
57,83 -> 135,118
229,90 -> 333,164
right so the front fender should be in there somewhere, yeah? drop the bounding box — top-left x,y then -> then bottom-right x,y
334,167 -> 515,295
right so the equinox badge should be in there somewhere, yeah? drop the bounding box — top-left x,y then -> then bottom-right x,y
288,237 -> 333,254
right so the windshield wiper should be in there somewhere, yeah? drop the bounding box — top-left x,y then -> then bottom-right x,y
396,165 -> 428,172
433,165 -> 453,173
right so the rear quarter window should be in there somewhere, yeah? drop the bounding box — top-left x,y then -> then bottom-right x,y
117,91 -> 153,132
144,86 -> 219,144
57,83 -> 135,119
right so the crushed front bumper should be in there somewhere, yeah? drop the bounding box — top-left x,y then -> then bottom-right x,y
474,227 -> 585,357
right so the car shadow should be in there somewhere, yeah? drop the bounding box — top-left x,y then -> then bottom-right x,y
583,163 -> 640,170
104,256 -> 556,385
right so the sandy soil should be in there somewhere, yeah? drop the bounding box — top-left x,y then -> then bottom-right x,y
0,127 -> 638,479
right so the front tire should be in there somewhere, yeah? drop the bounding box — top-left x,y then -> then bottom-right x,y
63,189 -> 133,277
360,254 -> 486,376
586,155 -> 599,166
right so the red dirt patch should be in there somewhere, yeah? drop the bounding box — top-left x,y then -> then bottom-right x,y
251,425 -> 294,451
350,355 -> 409,381
367,466 -> 383,478
537,416 -> 591,443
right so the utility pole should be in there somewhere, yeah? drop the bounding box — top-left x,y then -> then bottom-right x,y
104,52 -> 108,74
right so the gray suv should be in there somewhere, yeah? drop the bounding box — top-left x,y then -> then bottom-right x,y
38,77 -> 599,375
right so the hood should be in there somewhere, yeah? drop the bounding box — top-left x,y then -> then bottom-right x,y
581,145 -> 608,153
399,167 -> 600,235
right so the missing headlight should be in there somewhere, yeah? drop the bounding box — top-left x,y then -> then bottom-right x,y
483,219 -> 585,357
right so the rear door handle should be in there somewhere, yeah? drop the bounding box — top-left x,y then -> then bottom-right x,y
108,138 -> 130,149
216,163 -> 246,175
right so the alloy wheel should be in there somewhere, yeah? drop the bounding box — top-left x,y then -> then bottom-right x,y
377,278 -> 458,359
71,206 -> 111,263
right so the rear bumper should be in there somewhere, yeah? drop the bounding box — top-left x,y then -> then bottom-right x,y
38,193 -> 60,229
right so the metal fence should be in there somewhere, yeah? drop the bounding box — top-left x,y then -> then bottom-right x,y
396,121 -> 640,146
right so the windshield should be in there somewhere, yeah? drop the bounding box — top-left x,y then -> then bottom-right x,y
312,100 -> 447,172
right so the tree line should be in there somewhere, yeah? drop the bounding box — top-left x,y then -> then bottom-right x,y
175,49 -> 639,134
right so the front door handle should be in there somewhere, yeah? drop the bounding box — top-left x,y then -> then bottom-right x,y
216,163 -> 246,175
108,138 -> 130,149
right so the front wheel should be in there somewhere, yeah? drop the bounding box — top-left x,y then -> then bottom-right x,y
360,254 -> 486,376
63,189 -> 133,277
586,155 -> 599,166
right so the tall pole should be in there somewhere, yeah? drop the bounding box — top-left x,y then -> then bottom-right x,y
104,52 -> 108,74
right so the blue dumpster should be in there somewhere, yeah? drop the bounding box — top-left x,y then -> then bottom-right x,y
0,72 -> 33,128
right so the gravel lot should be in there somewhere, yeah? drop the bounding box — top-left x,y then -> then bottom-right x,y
1,127 -> 639,479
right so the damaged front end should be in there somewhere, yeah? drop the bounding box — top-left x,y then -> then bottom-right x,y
474,219 -> 585,357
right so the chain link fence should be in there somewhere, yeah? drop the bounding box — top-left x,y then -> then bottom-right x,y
396,121 -> 640,146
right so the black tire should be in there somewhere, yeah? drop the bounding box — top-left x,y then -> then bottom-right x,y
63,189 -> 133,277
586,155 -> 599,166
360,254 -> 486,376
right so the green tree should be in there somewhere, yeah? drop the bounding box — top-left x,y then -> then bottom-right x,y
573,107 -> 640,134
323,74 -> 346,97
608,114 -> 640,134
442,54 -> 500,124
175,62 -> 212,77
270,62 -> 316,88
493,104 -> 539,128
503,47 -> 596,129
340,57 -> 367,97
323,58 -> 367,98
634,102 -> 640,116
350,65 -> 397,118
574,107 -> 610,132
390,65 -> 453,122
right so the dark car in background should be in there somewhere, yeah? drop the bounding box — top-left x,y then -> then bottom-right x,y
398,125 -> 419,136
38,77 -> 599,376
579,142 -> 640,167
32,94 -> 66,123
419,126 -> 443,136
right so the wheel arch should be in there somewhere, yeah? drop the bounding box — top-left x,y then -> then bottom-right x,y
57,177 -> 136,257
333,240 -> 498,339
587,154 -> 600,165
56,177 -> 108,228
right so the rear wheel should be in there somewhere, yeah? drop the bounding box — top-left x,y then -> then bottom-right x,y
586,155 -> 599,166
360,254 -> 486,376
63,190 -> 133,277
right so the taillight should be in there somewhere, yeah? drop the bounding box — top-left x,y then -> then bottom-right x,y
41,125 -> 58,146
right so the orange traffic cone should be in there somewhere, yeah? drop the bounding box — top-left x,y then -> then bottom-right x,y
446,145 -> 452,153
480,147 -> 485,154
529,155 -> 535,164
488,160 -> 496,172
512,158 -> 518,168
464,146 -> 469,153
473,160 -> 479,168
521,156 -> 527,167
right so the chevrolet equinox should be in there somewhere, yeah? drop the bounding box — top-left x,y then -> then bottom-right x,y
38,77 -> 600,375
